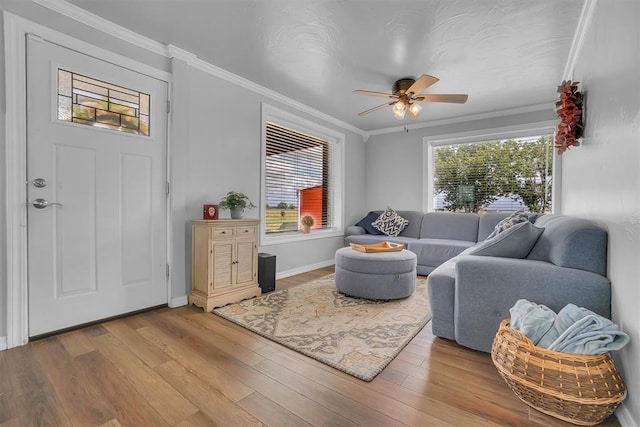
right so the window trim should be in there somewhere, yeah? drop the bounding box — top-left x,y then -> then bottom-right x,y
422,122 -> 560,214
260,103 -> 345,246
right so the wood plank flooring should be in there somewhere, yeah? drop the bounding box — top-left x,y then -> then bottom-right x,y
0,266 -> 621,426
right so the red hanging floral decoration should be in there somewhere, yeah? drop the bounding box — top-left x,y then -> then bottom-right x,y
555,80 -> 584,154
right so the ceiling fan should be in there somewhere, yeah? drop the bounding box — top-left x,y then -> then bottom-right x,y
353,74 -> 468,120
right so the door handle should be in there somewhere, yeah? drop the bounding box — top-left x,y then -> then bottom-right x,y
32,198 -> 62,209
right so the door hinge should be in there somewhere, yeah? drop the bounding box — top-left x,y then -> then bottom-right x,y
167,100 -> 171,114
166,181 -> 170,197
166,264 -> 170,278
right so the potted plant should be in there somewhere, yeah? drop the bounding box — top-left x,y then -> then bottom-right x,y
300,215 -> 314,233
219,191 -> 255,219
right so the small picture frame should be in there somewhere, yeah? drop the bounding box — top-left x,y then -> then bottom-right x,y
203,204 -> 219,220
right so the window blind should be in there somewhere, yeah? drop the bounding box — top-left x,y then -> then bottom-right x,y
265,122 -> 330,233
431,136 -> 553,213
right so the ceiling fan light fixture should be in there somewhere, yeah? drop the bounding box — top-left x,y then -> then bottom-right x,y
354,74 -> 468,119
408,102 -> 422,118
393,108 -> 406,120
392,101 -> 406,113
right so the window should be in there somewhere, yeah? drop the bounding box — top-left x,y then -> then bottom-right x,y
430,135 -> 554,213
261,105 -> 344,243
58,69 -> 150,136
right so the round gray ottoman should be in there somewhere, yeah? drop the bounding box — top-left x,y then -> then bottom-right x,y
334,247 -> 417,300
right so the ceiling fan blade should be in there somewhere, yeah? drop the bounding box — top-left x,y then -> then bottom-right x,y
414,94 -> 469,104
406,74 -> 439,95
358,101 -> 395,116
353,90 -> 397,99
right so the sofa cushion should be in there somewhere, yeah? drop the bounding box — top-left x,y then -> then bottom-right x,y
469,221 -> 544,258
372,207 -> 409,237
355,211 -> 384,235
477,212 -> 513,241
486,209 -> 528,239
420,212 -> 479,242
426,257 -> 458,340
527,215 -> 608,276
394,210 -> 425,238
408,238 -> 475,268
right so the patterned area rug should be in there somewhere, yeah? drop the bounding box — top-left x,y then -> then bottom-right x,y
213,274 -> 431,381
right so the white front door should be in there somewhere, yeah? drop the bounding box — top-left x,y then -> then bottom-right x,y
26,36 -> 168,336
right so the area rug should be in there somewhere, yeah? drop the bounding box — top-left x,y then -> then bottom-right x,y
213,274 -> 431,381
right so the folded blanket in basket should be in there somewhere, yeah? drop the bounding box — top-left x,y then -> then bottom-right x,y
536,303 -> 590,348
509,299 -> 556,345
509,300 -> 630,354
545,305 -> 630,354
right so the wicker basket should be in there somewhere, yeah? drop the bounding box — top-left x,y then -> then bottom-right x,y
491,319 -> 626,426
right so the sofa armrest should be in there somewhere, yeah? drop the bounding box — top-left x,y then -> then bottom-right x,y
454,256 -> 611,352
346,225 -> 367,236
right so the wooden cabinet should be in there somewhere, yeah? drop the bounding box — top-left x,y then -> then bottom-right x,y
189,219 -> 261,311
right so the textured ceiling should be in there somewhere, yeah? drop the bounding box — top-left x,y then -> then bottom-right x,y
65,0 -> 584,132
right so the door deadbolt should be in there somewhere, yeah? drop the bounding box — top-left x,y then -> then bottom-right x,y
32,178 -> 47,188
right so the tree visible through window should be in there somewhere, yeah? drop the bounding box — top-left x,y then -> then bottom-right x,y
432,135 -> 553,213
264,122 -> 331,234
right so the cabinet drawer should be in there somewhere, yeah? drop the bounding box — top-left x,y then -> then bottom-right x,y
210,227 -> 234,238
236,226 -> 256,236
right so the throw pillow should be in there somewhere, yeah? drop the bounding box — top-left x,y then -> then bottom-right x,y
469,221 -> 544,258
355,211 -> 384,235
372,207 -> 409,237
486,209 -> 529,240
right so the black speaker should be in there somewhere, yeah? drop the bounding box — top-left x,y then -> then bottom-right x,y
258,253 -> 276,293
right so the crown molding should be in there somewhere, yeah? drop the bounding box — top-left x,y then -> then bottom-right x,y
178,52 -> 365,137
166,44 -> 198,65
32,0 -> 167,56
31,0 -> 368,139
366,103 -> 555,138
563,0 -> 598,80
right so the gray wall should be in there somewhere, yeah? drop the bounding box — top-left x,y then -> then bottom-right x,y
0,2 -> 365,338
561,1 -> 639,424
364,109 -> 557,211
172,64 -> 365,296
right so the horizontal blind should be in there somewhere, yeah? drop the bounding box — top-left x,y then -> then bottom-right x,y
265,122 -> 329,233
432,135 -> 553,213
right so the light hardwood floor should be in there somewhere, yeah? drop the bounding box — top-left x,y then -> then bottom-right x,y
0,266 -> 621,426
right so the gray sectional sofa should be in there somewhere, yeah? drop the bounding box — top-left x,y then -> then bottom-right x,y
345,210 -> 515,275
344,211 -> 611,353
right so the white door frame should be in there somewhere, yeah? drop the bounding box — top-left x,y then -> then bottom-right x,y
3,12 -> 173,348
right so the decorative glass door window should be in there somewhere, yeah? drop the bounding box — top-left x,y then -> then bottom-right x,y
57,69 -> 150,136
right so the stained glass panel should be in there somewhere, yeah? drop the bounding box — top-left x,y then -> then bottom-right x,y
57,69 -> 150,136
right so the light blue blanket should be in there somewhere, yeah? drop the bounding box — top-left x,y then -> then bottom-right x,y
509,300 -> 630,354
509,299 -> 555,345
546,304 -> 629,354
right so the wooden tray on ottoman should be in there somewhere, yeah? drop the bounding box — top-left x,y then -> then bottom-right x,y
350,242 -> 405,253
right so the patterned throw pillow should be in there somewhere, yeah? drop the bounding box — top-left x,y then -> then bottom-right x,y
372,207 -> 409,237
486,209 -> 529,240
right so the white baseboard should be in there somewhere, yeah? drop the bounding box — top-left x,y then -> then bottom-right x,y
0,336 -> 7,351
276,259 -> 335,280
169,295 -> 189,308
168,260 -> 334,306
616,403 -> 637,427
